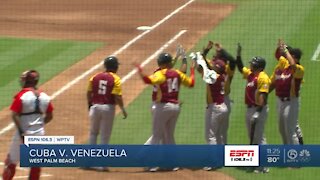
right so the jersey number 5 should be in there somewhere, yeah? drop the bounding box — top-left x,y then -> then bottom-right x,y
98,80 -> 108,95
167,77 -> 179,93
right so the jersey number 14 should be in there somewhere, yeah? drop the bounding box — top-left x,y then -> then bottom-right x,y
167,77 -> 179,93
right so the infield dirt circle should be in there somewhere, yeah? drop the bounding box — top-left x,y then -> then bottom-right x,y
0,0 -> 235,179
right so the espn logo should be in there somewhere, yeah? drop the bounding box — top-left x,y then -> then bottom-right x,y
230,150 -> 255,157
225,145 -> 259,166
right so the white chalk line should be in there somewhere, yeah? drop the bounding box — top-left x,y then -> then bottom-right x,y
311,43 -> 320,61
0,123 -> 15,136
13,174 -> 52,179
0,0 -> 194,136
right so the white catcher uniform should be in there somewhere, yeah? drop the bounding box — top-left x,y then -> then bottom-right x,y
3,87 -> 53,180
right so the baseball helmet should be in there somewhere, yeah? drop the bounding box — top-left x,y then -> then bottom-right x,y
20,70 -> 39,87
213,59 -> 226,73
104,56 -> 119,70
289,47 -> 302,60
250,56 -> 266,70
157,52 -> 172,66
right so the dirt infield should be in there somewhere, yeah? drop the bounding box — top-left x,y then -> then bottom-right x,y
0,0 -> 235,179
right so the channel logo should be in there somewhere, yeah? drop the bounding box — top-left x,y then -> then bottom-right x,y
225,145 -> 259,166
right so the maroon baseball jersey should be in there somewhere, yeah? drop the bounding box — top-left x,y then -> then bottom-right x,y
144,68 -> 194,104
88,72 -> 122,105
274,68 -> 293,97
271,57 -> 304,98
207,74 -> 225,104
242,67 -> 270,106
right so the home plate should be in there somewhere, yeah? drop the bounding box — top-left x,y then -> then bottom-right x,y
137,26 -> 152,30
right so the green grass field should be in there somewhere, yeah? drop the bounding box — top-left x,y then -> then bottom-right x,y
0,0 -> 320,179
0,37 -> 102,110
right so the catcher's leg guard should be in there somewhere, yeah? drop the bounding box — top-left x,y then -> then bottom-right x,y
2,154 -> 16,180
29,167 -> 41,180
296,125 -> 304,145
298,137 -> 304,145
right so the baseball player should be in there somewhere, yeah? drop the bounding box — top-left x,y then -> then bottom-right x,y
144,45 -> 188,145
136,52 -> 195,146
236,44 -> 270,173
195,52 -> 228,144
2,70 -> 54,180
192,51 -> 228,171
202,41 -> 236,144
86,56 -> 127,171
270,40 -> 304,145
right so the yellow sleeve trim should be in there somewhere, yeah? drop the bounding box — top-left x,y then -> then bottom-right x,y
278,56 -> 290,69
148,70 -> 166,85
242,67 -> 251,79
294,64 -> 304,79
176,70 -> 192,86
257,72 -> 270,93
110,73 -> 122,95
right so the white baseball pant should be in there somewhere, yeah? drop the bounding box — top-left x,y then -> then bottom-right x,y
205,103 -> 228,145
89,104 -> 115,144
277,97 -> 299,144
245,106 -> 268,145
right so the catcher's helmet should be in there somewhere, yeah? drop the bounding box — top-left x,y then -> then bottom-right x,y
157,53 -> 172,66
20,70 -> 39,87
250,56 -> 266,70
213,59 -> 226,73
104,56 -> 119,70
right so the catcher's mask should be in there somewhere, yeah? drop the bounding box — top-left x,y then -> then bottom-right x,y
104,56 -> 119,71
157,52 -> 172,66
250,56 -> 266,70
20,70 -> 39,87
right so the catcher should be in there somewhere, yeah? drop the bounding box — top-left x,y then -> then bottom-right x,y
2,70 -> 54,180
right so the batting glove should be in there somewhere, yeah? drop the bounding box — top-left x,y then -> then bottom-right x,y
189,52 -> 197,61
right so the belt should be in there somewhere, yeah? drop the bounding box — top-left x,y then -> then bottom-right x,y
211,102 -> 224,105
279,97 -> 290,101
247,105 -> 257,108
93,103 -> 114,105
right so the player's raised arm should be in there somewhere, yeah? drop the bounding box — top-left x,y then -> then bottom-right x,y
214,43 -> 236,71
236,43 -> 244,74
178,59 -> 195,88
175,44 -> 188,73
135,53 -> 170,85
202,40 -> 213,58
279,39 -> 296,69
136,65 -> 166,85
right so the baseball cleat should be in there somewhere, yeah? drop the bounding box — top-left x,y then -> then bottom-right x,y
172,167 -> 180,171
95,167 -> 109,172
203,167 -> 213,171
79,167 -> 94,170
148,167 -> 160,172
253,167 -> 269,174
